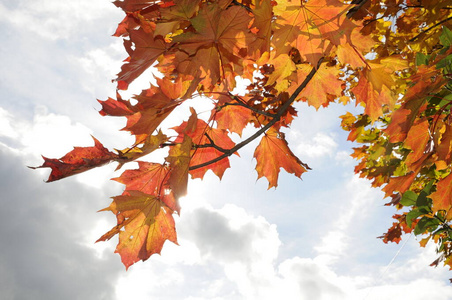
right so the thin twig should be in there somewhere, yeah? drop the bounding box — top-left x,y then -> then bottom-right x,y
193,133 -> 229,153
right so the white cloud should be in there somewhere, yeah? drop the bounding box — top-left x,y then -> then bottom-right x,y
0,107 -> 18,139
314,175 -> 381,265
293,132 -> 338,158
0,0 -> 121,40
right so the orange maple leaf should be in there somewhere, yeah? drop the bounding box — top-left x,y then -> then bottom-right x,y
352,67 -> 395,121
166,135 -> 192,200
254,128 -> 309,189
171,3 -> 255,88
173,118 -> 236,179
214,96 -> 253,137
116,28 -> 169,89
113,161 -> 180,213
121,77 -> 189,142
97,191 -> 177,270
294,62 -> 343,109
273,0 -> 355,65
430,173 -> 452,214
404,119 -> 431,168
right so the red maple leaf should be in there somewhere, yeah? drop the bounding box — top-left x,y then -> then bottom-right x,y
30,137 -> 117,182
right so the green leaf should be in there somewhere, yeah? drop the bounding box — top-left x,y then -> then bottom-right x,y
440,26 -> 452,47
406,208 -> 424,227
414,217 -> 440,235
436,54 -> 452,69
400,190 -> 417,206
415,52 -> 429,66
416,191 -> 432,208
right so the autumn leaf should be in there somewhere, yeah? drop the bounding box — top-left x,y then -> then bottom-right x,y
273,0 -> 355,65
97,191 -> 177,270
254,128 -> 309,189
295,62 -> 343,109
173,118 -> 236,179
116,28 -> 169,89
403,119 -> 431,168
116,130 -> 168,169
122,77 -> 189,141
249,0 -> 273,55
437,123 -> 452,164
98,92 -> 134,117
166,135 -> 192,200
430,173 -> 452,214
170,3 -> 255,88
385,65 -> 445,143
30,136 -> 117,182
113,0 -> 160,12
113,161 -> 180,213
352,66 -> 395,121
214,96 -> 253,137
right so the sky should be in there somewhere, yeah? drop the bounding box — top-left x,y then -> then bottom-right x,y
1,0 -> 452,299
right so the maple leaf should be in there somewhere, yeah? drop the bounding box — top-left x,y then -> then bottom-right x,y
97,190 -> 177,270
352,66 -> 395,121
437,123 -> 452,164
273,0 -> 355,65
264,53 -> 296,92
113,0 -> 162,12
113,161 -> 180,213
294,62 -> 343,109
249,0 -> 273,55
173,118 -> 236,179
122,77 -> 190,141
98,91 -> 135,117
214,95 -> 253,137
403,119 -> 431,168
254,128 -> 309,189
382,152 -> 431,197
116,28 -> 169,89
170,3 -> 255,88
31,137 -> 117,182
385,66 -> 445,143
430,173 -> 452,214
166,135 -> 192,200
116,130 -> 168,168
155,0 -> 200,37
380,222 -> 403,244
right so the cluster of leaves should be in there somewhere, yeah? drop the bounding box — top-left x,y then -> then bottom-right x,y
32,0 -> 452,272
343,12 -> 452,269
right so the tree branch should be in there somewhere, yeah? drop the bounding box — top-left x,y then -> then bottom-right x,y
346,0 -> 370,19
189,58 -> 324,171
409,16 -> 452,42
220,102 -> 278,118
192,133 -> 230,153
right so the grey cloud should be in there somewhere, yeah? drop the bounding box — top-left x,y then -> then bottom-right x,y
179,206 -> 279,265
181,207 -> 251,262
279,258 -> 345,300
0,146 -> 123,300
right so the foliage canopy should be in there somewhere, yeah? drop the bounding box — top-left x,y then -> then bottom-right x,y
33,0 -> 452,272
